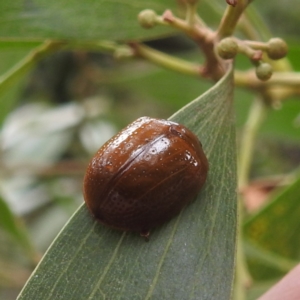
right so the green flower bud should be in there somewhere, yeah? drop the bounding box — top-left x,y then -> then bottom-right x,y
216,37 -> 238,60
256,62 -> 273,81
138,9 -> 158,29
267,38 -> 288,60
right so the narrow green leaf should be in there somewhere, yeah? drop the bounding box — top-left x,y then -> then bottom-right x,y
0,1 -> 176,41
17,67 -> 237,300
0,196 -> 23,242
0,196 -> 37,263
244,239 -> 296,274
244,172 -> 300,280
0,42 -> 44,124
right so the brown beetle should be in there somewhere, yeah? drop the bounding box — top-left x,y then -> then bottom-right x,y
83,117 -> 208,237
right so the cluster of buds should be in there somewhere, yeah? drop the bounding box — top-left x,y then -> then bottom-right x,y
137,3 -> 288,82
216,37 -> 288,81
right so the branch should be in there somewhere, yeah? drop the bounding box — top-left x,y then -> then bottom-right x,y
217,0 -> 252,39
235,70 -> 300,88
130,43 -> 203,76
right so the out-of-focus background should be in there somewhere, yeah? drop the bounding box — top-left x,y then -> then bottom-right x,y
0,1 -> 300,299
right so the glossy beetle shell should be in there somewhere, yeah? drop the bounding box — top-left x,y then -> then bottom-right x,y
83,116 -> 208,235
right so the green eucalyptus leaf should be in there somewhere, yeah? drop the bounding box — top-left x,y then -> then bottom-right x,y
0,195 -> 37,262
244,171 -> 300,281
0,1 -> 177,41
0,196 -> 24,243
17,67 -> 237,300
0,42 -> 42,124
